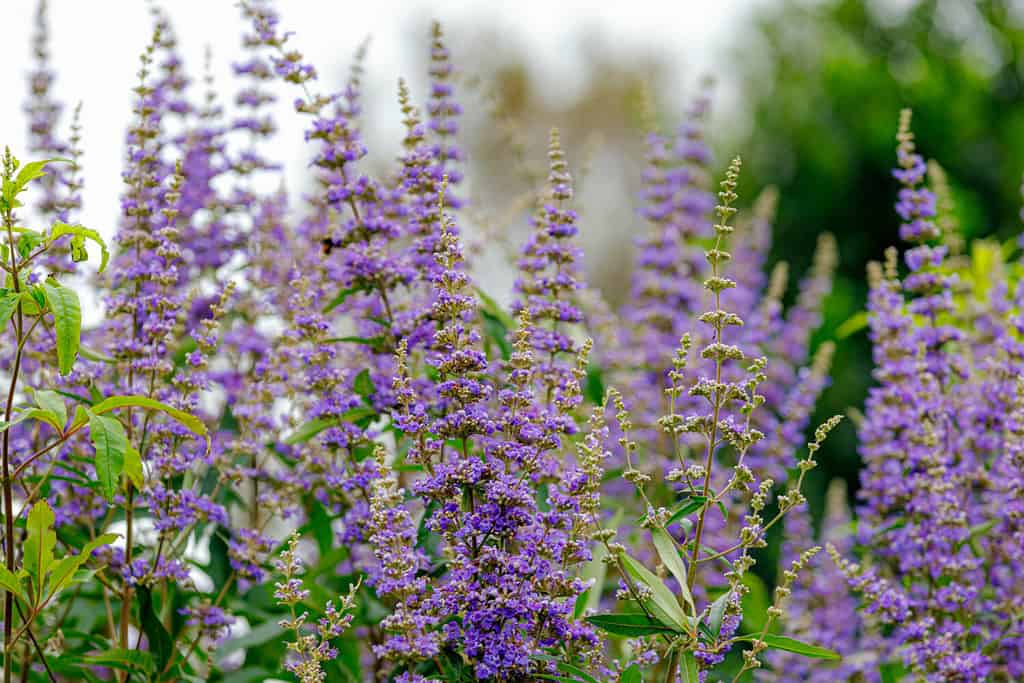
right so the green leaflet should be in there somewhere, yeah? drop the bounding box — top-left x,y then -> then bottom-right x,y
41,280 -> 81,376
733,633 -> 841,660
585,612 -> 680,637
651,527 -> 695,615
0,291 -> 18,327
619,552 -> 691,632
87,394 -> 207,436
29,387 -> 67,430
48,222 -> 109,272
89,413 -> 127,502
24,501 -> 57,603
680,651 -> 700,682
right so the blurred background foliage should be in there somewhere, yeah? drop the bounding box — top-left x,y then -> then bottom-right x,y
409,0 -> 1024,531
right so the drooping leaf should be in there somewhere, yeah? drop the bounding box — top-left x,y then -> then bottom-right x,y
89,395 -> 207,436
651,527 -> 694,614
48,222 -> 109,273
733,633 -> 841,660
41,280 -> 81,376
619,552 -> 691,632
585,612 -> 680,637
89,413 -> 127,502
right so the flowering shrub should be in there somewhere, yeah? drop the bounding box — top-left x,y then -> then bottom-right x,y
1,2 -> 1019,682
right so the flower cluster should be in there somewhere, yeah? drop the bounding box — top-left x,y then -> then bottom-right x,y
10,3 -> 1002,683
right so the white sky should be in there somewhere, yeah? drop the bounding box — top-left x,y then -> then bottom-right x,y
0,0 -> 763,245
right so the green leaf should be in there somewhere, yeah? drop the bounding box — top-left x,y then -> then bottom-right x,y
0,408 -> 64,434
12,159 -> 68,200
89,413 -> 127,502
323,285 -> 368,313
29,388 -> 67,430
78,648 -> 156,673
651,527 -> 694,615
666,496 -> 708,526
79,345 -> 116,363
124,445 -> 144,491
619,552 -> 691,632
41,280 -> 81,376
0,292 -> 18,328
0,566 -> 25,603
138,585 -> 174,671
733,633 -> 841,660
680,651 -> 699,683
584,612 -> 680,637
89,395 -> 207,436
46,533 -> 118,598
836,311 -> 868,339
24,501 -> 57,602
48,222 -> 109,273
283,407 -> 377,445
620,665 -> 642,683
741,572 -> 770,633
353,368 -> 375,397
707,591 -> 730,638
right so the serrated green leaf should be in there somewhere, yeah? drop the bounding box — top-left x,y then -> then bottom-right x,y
48,222 -> 109,273
584,612 -> 680,637
25,500 -> 57,603
620,552 -> 691,632
651,527 -> 694,615
41,280 -> 81,376
733,633 -> 841,660
89,413 -> 127,502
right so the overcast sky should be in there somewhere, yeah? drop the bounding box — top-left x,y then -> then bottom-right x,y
0,0 -> 767,243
